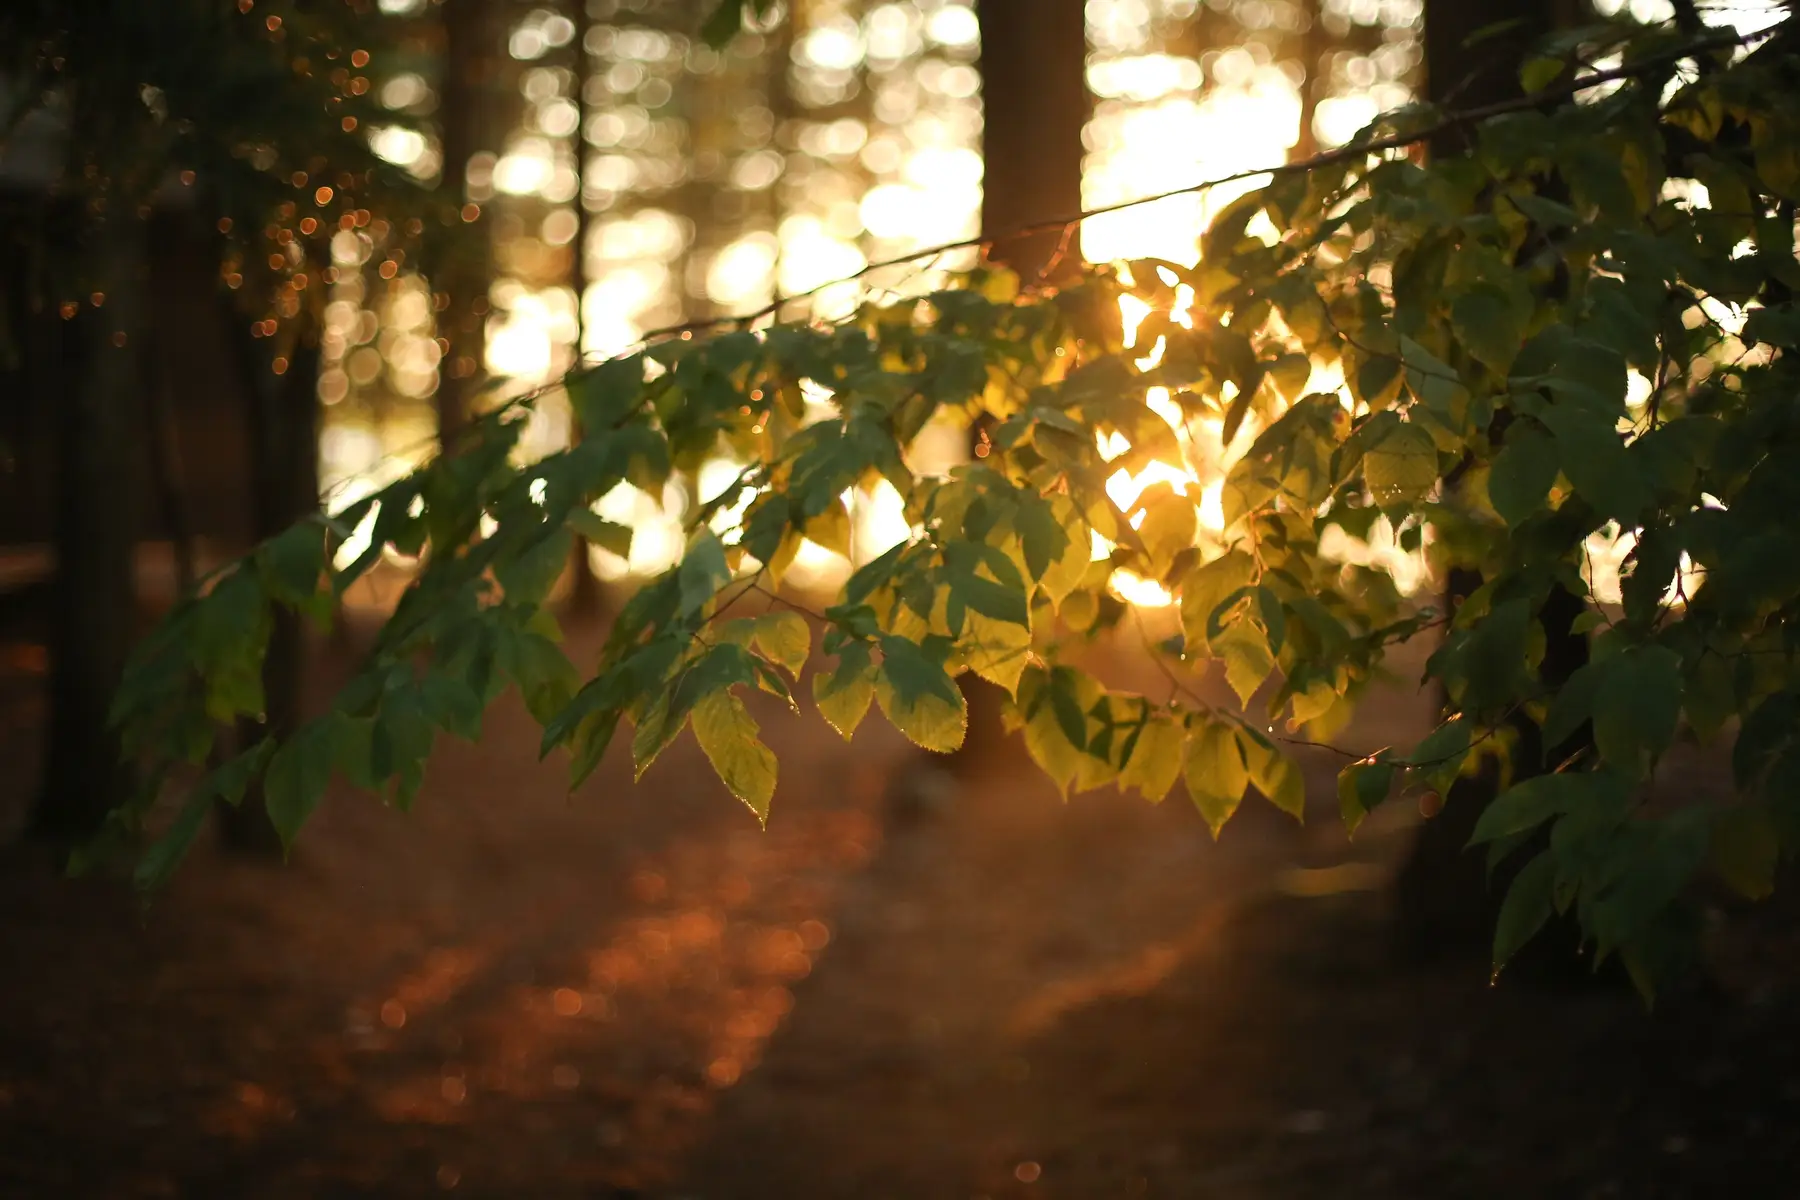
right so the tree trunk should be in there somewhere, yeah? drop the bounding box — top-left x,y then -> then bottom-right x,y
976,0 -> 1090,284
143,345 -> 197,596
939,0 -> 1089,778
433,0 -> 502,449
1395,0 -> 1587,963
218,309 -> 321,855
563,0 -> 603,620
32,215 -> 145,848
1293,0 -> 1325,163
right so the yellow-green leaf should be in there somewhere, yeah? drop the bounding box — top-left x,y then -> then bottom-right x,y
754,610 -> 811,678
1246,735 -> 1305,822
963,610 -> 1033,695
1135,483 -> 1197,576
1185,719 -> 1248,836
1215,622 -> 1274,708
875,645 -> 967,754
1179,549 -> 1255,656
1038,497 -> 1095,607
812,642 -> 877,740
1364,421 -> 1439,507
1016,665 -> 1086,796
631,688 -> 683,780
1519,55 -> 1563,94
1119,714 -> 1184,803
691,690 -> 776,824
805,499 -> 852,558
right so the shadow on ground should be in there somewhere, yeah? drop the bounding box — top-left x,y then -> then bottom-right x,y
2,616 -> 1797,1199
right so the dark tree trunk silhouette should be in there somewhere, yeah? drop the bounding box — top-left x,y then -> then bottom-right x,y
976,0 -> 1089,285
1293,0 -> 1326,163
1395,0 -> 1589,963
432,0 -> 503,449
218,307 -> 321,855
928,0 -> 1090,781
143,346 -> 197,597
32,215 -> 145,847
563,0 -> 603,620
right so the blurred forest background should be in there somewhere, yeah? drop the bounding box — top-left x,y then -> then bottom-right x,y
3,1 -> 1800,1197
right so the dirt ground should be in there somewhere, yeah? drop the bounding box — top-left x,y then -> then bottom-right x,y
2,610 -> 1799,1199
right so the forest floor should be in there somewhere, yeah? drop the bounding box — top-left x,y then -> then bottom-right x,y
3,606 -> 1800,1199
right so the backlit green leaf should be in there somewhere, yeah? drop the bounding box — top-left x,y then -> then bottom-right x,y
691,689 -> 777,824
755,610 -> 812,678
1492,850 -> 1556,973
1364,422 -> 1439,507
1119,714 -> 1184,803
1185,719 -> 1249,836
813,641 -> 877,739
876,637 -> 966,753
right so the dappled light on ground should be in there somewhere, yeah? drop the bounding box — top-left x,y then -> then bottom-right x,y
3,627 -> 1797,1196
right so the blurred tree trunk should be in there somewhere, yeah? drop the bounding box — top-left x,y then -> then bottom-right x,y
942,0 -> 1088,775
1292,0 -> 1325,162
32,214 -> 144,847
977,0 -> 1089,284
563,0 -> 603,619
432,0 -> 502,449
1394,0 -> 1584,959
218,308 -> 321,855
143,347 -> 196,596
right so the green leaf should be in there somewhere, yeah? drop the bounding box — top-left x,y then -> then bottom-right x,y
640,642 -> 761,777
265,717 -> 342,850
135,787 -> 213,893
1215,622 -> 1275,708
1364,422 -> 1439,507
691,689 -> 777,824
1542,659 -> 1603,754
1338,758 -> 1395,836
1017,666 -> 1089,795
135,741 -> 274,892
568,509 -> 634,558
1119,714 -> 1184,803
1709,804 -> 1778,901
1135,484 -> 1197,575
1180,549 -> 1256,656
1592,646 -> 1682,776
1451,282 -> 1525,373
813,640 -> 877,739
1518,55 -> 1564,94
1016,493 -> 1070,582
962,611 -> 1033,694
495,527 -> 573,607
1245,734 -> 1305,822
567,354 -> 645,431
1539,404 -> 1649,523
1406,716 -> 1473,794
1486,426 -> 1559,527
755,610 -> 812,678
1047,672 -> 1090,753
678,531 -> 733,616
259,522 -> 326,608
1469,769 -> 1628,847
1492,850 -> 1556,973
1185,719 -> 1249,837
1398,337 -> 1469,418
876,637 -> 966,753
947,569 -> 1030,629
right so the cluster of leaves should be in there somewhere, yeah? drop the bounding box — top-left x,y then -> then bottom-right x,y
106,17 -> 1800,997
